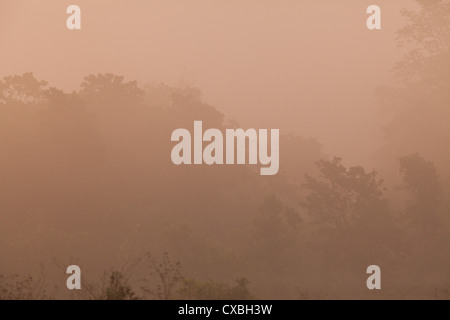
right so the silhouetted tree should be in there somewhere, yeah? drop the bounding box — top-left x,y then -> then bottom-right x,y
302,158 -> 388,230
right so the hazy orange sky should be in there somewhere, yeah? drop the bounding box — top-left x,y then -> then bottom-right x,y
0,0 -> 415,165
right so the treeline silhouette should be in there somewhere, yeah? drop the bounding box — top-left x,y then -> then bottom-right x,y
1,0 -> 450,300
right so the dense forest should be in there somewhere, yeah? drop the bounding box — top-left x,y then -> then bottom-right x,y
1,0 -> 450,299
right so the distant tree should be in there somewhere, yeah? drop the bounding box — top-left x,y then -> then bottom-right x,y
302,157 -> 388,230
80,73 -> 144,107
0,73 -> 48,104
376,0 -> 450,175
252,196 -> 301,272
399,154 -> 442,238
394,0 -> 450,87
255,196 -> 301,235
301,158 -> 404,268
142,252 -> 183,300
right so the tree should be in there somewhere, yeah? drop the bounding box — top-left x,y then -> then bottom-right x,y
399,154 -> 442,238
301,158 -> 403,270
80,73 -> 144,108
0,73 -> 48,104
394,0 -> 450,88
376,0 -> 450,176
142,252 -> 184,300
103,272 -> 138,300
252,195 -> 301,273
302,158 -> 388,230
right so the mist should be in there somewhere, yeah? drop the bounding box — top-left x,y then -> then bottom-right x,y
1,0 -> 450,300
